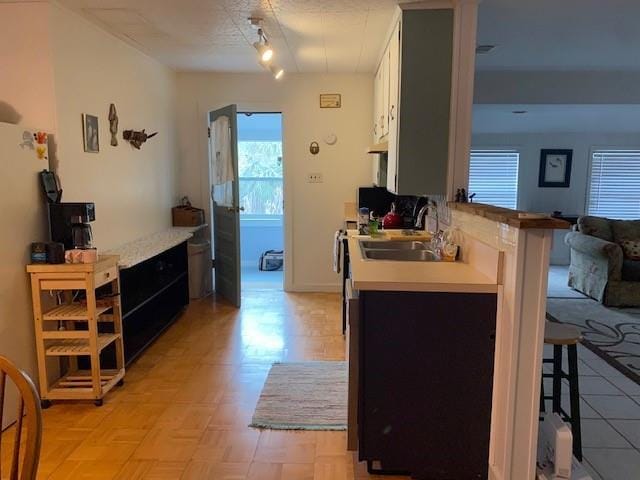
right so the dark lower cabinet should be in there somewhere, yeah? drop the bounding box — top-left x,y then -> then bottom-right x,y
358,291 -> 497,480
119,241 -> 189,364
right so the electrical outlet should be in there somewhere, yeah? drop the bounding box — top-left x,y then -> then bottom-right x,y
307,173 -> 323,183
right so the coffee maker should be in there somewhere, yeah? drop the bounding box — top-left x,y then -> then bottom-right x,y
48,202 -> 95,249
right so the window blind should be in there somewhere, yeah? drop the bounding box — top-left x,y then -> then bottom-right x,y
588,150 -> 640,220
468,150 -> 519,209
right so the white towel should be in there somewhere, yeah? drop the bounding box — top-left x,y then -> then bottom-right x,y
211,115 -> 234,185
210,115 -> 234,206
333,230 -> 344,274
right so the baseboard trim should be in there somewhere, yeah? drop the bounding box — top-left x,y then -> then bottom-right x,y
286,284 -> 341,293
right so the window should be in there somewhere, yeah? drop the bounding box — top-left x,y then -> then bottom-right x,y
588,150 -> 640,220
238,141 -> 283,216
468,150 -> 519,209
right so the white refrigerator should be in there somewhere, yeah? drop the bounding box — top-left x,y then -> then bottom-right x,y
0,122 -> 49,427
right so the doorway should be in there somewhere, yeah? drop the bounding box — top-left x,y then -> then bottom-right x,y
237,112 -> 284,291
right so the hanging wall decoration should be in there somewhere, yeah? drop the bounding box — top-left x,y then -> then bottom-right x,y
539,149 -> 573,187
108,104 -> 119,146
33,131 -> 49,160
123,129 -> 158,150
82,114 -> 99,153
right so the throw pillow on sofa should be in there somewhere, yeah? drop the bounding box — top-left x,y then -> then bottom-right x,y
619,240 -> 640,260
612,220 -> 640,260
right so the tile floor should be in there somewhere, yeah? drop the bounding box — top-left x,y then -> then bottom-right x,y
543,343 -> 640,479
241,265 -> 283,291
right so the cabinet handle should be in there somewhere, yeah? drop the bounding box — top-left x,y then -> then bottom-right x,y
373,124 -> 377,135
380,115 -> 384,129
105,272 -> 110,278
390,105 -> 395,121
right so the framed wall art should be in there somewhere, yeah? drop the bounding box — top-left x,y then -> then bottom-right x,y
539,149 -> 572,187
82,114 -> 99,153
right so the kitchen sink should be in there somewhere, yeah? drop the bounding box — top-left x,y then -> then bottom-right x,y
362,249 -> 439,262
360,241 -> 429,251
359,240 -> 439,262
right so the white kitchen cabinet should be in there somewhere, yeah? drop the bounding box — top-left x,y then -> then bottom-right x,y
381,49 -> 389,138
373,62 -> 383,142
386,20 -> 400,192
373,8 -> 455,196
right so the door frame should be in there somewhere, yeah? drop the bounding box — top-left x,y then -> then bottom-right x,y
203,104 -> 292,292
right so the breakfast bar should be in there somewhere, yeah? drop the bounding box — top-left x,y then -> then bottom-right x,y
346,203 -> 570,480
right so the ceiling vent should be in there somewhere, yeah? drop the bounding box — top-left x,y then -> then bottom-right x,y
476,45 -> 496,54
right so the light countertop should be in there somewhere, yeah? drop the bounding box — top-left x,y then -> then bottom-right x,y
347,233 -> 498,293
106,225 -> 206,269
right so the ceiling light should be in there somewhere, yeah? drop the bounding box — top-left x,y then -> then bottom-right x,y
512,110 -> 527,114
270,65 -> 284,80
476,45 -> 496,54
254,41 -> 273,63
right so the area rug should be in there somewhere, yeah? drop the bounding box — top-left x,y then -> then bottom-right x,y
250,361 -> 347,430
547,298 -> 640,383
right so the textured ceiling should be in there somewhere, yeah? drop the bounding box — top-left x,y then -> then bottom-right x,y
53,0 -> 640,73
56,0 -> 404,73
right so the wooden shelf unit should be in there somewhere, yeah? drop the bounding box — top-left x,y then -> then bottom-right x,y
27,255 -> 125,406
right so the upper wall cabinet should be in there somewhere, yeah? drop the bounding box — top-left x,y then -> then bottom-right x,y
387,8 -> 453,195
371,2 -> 478,197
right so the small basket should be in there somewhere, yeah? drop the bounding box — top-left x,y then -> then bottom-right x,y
172,205 -> 205,226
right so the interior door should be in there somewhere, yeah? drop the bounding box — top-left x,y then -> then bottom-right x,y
209,104 -> 241,307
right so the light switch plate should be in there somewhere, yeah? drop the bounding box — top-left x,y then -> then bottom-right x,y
307,173 -> 323,183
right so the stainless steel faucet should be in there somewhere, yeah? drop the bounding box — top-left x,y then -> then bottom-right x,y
415,200 -> 439,233
414,204 -> 430,229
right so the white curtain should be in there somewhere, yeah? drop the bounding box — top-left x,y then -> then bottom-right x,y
209,115 -> 234,207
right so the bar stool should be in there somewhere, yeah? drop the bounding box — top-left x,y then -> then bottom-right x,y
540,321 -> 583,461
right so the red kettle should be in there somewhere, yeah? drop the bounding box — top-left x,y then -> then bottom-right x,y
382,202 -> 403,229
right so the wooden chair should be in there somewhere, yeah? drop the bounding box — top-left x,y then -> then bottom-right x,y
0,356 -> 42,480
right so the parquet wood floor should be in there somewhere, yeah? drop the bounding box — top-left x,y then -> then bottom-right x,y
2,292 -> 409,479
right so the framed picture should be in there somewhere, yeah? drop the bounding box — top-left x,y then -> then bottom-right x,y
319,93 -> 341,108
539,149 -> 572,187
82,114 -> 99,153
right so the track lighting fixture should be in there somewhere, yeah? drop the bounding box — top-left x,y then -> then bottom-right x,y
253,28 -> 273,64
248,18 -> 284,80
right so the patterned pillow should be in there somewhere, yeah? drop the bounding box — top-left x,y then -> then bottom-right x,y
619,239 -> 640,260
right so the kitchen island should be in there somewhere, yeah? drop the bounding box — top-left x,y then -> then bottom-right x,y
345,205 -> 569,480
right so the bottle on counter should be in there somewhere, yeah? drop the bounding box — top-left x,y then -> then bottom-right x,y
358,207 -> 370,235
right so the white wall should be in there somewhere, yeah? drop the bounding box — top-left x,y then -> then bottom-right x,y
472,132 -> 640,264
49,3 -> 178,250
0,2 -> 57,130
176,72 -> 373,291
472,132 -> 640,215
0,1 -> 178,423
474,71 -> 640,105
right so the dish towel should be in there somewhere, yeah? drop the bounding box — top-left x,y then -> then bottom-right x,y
211,115 -> 234,184
333,230 -> 345,274
210,115 -> 234,206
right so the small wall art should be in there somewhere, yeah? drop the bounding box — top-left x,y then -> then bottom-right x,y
108,104 -> 118,146
320,93 -> 341,108
539,149 -> 572,187
123,129 -> 158,150
82,114 -> 99,153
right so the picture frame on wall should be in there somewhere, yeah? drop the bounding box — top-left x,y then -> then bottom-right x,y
82,114 -> 99,153
539,149 -> 572,187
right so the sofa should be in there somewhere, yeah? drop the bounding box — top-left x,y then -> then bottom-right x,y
565,216 -> 640,306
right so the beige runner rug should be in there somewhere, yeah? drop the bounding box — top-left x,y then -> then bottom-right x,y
250,361 -> 347,430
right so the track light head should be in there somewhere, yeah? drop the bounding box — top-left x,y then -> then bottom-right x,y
270,64 -> 284,80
